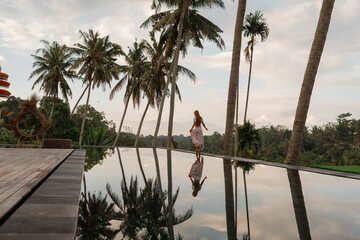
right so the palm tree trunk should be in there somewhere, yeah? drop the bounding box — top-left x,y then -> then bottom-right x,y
152,63 -> 174,147
79,80 -> 92,148
223,0 -> 247,239
287,169 -> 312,240
286,0 -> 335,165
136,147 -> 147,184
112,94 -> 131,147
71,83 -> 89,115
166,0 -> 188,149
134,100 -> 151,147
152,75 -> 171,148
243,42 -> 254,124
49,95 -> 56,120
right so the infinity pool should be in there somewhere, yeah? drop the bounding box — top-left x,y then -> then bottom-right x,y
78,147 -> 360,240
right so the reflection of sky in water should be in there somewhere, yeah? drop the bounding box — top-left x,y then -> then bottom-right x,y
83,148 -> 360,240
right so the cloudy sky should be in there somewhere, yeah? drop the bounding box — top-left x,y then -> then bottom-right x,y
0,0 -> 359,136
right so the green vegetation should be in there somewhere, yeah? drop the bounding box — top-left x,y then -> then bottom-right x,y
1,94 -> 358,169
311,165 -> 360,174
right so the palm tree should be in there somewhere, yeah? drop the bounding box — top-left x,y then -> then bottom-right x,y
242,11 -> 269,123
134,32 -> 195,147
234,122 -> 259,239
111,40 -> 146,147
29,40 -> 77,119
142,0 -> 225,147
286,0 -> 335,165
71,29 -> 122,147
223,0 -> 247,239
236,121 -> 261,157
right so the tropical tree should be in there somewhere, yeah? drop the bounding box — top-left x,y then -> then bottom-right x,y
286,0 -> 335,165
236,121 -> 261,158
29,40 -> 77,119
71,29 -> 122,147
111,40 -> 146,147
142,0 -> 225,147
222,0 -> 247,239
242,11 -> 269,123
134,32 -> 195,146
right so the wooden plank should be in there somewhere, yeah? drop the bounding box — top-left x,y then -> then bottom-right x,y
0,149 -> 73,220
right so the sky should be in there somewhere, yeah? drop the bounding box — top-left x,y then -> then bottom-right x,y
0,0 -> 359,137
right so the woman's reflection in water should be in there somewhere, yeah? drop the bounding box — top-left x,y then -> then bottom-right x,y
188,155 -> 207,197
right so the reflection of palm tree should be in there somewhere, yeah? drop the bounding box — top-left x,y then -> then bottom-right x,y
136,147 -> 147,183
152,148 -> 169,231
85,147 -> 107,171
287,169 -> 312,240
77,175 -> 118,239
234,161 -> 256,239
106,176 -> 192,239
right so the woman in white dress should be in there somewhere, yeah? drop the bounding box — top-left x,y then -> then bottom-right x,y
189,110 -> 208,155
188,156 -> 207,197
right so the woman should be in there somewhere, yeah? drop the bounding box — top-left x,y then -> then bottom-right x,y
189,110 -> 208,155
188,156 -> 207,197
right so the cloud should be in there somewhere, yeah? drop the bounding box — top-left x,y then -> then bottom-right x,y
0,56 -> 5,61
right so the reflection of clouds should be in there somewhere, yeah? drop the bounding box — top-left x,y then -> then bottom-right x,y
84,149 -> 360,239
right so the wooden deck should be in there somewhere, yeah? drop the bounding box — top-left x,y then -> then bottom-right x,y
0,148 -> 73,220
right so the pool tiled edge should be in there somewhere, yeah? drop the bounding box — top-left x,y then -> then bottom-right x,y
0,149 -> 85,239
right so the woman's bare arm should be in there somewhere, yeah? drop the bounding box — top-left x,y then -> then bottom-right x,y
190,122 -> 196,132
202,121 -> 208,130
200,176 -> 207,186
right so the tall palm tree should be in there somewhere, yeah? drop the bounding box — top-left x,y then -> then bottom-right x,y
286,0 -> 335,165
142,0 -> 225,147
134,32 -> 195,147
29,40 -> 77,119
223,0 -> 247,239
71,29 -> 122,147
111,40 -> 146,147
242,11 -> 269,123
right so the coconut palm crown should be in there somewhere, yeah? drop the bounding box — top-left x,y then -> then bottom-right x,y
70,29 -> 122,146
29,40 -> 77,118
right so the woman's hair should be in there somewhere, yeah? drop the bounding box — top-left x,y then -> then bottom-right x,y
194,110 -> 202,124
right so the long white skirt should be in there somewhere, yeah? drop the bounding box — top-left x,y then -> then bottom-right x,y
190,127 -> 204,150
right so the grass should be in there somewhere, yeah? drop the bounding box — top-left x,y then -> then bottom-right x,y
311,165 -> 360,174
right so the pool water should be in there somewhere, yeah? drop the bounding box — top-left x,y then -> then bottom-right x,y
79,147 -> 360,240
